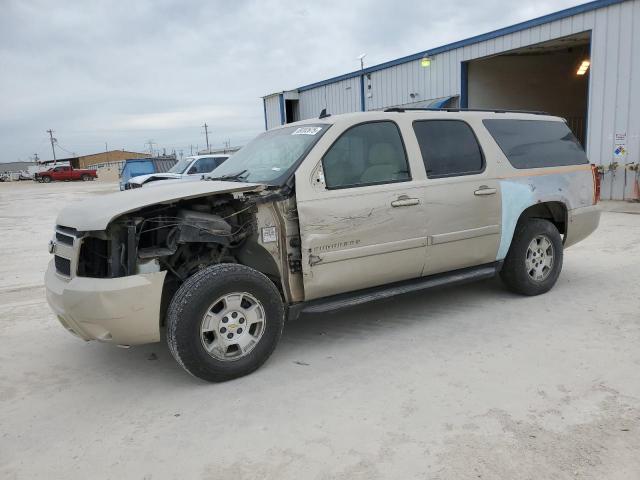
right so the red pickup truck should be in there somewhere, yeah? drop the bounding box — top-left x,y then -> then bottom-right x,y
35,166 -> 98,183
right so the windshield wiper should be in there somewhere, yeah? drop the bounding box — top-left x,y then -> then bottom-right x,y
207,169 -> 248,182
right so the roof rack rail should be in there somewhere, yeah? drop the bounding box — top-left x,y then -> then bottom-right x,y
384,107 -> 548,115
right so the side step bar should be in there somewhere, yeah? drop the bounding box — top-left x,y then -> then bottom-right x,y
288,262 -> 499,319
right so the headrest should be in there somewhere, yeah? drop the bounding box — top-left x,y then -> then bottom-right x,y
368,143 -> 397,165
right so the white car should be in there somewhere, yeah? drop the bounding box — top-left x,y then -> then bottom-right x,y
126,154 -> 229,189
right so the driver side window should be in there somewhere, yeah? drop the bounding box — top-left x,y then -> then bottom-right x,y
322,121 -> 410,189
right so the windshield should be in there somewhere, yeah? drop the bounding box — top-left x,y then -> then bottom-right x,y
168,158 -> 192,174
206,124 -> 329,184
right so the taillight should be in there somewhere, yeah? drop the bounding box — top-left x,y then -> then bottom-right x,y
591,164 -> 601,204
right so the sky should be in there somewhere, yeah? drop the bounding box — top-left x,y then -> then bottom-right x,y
0,0 -> 586,163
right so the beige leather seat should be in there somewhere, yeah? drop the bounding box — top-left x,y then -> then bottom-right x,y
360,143 -> 399,184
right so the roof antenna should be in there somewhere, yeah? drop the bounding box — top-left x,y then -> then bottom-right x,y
319,108 -> 331,119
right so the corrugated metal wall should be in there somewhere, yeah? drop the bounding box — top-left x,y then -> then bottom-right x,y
264,94 -> 281,130
265,0 -> 639,198
299,76 -> 362,119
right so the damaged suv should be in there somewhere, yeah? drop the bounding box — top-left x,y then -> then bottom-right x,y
45,109 -> 600,382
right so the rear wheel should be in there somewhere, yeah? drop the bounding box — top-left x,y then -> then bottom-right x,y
167,264 -> 285,382
81,174 -> 90,181
500,218 -> 563,295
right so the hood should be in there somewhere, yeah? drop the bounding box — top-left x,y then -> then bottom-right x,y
145,176 -> 203,187
57,180 -> 263,231
129,172 -> 183,185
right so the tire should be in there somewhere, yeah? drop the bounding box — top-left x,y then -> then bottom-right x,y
167,264 -> 285,382
81,174 -> 89,181
42,176 -> 51,183
500,218 -> 563,296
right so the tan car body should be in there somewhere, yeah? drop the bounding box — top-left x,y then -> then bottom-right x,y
45,111 -> 600,346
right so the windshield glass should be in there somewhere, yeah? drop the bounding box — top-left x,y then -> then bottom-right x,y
206,124 -> 329,184
168,158 -> 192,174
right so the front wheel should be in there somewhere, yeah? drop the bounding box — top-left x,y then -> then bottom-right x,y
42,176 -> 51,183
167,264 -> 285,382
500,218 -> 563,296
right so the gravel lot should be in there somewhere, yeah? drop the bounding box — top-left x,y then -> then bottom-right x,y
1,180 -> 639,479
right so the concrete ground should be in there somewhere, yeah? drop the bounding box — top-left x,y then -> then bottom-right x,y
0,180 -> 639,480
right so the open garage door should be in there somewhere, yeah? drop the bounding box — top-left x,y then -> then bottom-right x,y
465,32 -> 591,147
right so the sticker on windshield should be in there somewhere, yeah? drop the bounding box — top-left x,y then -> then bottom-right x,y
292,127 -> 322,136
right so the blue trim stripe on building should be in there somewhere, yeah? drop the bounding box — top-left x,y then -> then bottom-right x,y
294,0 -> 625,93
279,93 -> 285,125
460,62 -> 469,108
359,75 -> 366,111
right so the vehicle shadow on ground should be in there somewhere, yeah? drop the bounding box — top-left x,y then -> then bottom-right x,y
70,277 -> 511,386
278,277 -> 509,355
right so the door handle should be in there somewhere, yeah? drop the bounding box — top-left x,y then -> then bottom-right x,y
391,196 -> 420,207
474,186 -> 497,196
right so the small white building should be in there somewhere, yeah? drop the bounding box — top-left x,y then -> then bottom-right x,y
263,0 -> 640,200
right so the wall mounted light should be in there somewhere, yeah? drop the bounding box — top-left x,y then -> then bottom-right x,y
421,56 -> 432,67
577,60 -> 590,75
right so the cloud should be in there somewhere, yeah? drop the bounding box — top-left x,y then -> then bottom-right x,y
0,0 -> 584,161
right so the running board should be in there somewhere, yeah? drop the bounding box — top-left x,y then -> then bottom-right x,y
290,263 -> 499,318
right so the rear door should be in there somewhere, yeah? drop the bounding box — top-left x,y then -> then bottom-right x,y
296,120 -> 427,300
411,119 -> 501,275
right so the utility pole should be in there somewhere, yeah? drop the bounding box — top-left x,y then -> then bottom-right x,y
105,142 -> 109,163
190,144 -> 193,155
33,153 -> 40,162
202,123 -> 210,152
47,129 -> 57,165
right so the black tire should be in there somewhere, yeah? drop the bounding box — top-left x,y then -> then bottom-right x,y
42,176 -> 51,183
500,218 -> 563,296
167,264 -> 285,382
81,174 -> 90,181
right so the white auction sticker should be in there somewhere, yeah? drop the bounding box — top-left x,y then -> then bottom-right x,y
292,127 -> 322,136
261,226 -> 277,243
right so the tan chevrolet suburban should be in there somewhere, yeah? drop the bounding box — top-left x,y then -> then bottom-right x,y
45,109 -> 601,382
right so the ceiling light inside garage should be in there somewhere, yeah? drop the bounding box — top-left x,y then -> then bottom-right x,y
577,60 -> 590,75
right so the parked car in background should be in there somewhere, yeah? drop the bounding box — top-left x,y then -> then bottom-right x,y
0,170 -> 34,181
124,154 -> 229,189
119,157 -> 178,191
45,110 -> 600,382
34,165 -> 97,183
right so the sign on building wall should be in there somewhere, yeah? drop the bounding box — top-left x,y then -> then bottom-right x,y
614,132 -> 627,159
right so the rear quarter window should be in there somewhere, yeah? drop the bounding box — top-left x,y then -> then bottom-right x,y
483,119 -> 588,169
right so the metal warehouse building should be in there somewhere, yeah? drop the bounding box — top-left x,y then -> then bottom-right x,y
263,0 -> 639,200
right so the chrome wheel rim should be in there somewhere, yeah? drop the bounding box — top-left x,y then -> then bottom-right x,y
525,235 -> 554,282
200,292 -> 266,361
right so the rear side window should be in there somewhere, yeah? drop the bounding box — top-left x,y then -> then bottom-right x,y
483,119 -> 588,169
322,121 -> 410,189
412,120 -> 484,178
192,157 -> 220,173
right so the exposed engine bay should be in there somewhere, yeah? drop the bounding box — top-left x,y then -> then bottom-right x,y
75,191 -> 304,303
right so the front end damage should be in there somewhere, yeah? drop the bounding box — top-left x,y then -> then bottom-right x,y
46,184 -> 304,346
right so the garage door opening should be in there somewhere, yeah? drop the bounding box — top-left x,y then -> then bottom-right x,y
465,32 -> 591,146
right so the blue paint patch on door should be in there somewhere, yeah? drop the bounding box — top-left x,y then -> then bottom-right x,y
497,180 -> 535,260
